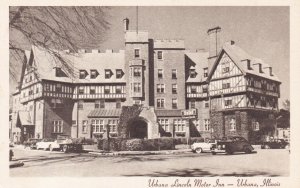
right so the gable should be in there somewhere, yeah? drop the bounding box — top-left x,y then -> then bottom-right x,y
210,51 -> 244,80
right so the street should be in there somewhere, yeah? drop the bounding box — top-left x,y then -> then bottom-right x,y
10,147 -> 289,177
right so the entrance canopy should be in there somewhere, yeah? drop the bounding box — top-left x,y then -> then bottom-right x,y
88,109 -> 122,118
17,111 -> 34,127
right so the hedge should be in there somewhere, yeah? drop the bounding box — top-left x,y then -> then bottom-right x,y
97,137 -> 203,151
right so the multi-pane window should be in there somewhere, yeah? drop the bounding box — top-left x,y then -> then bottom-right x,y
95,100 -> 105,109
190,69 -> 196,78
29,90 -> 33,95
133,83 -> 141,93
224,99 -> 232,106
116,100 -> 121,109
90,70 -> 98,79
158,69 -> 163,79
78,86 -> 84,94
174,119 -> 185,132
133,67 -> 141,77
172,84 -> 177,94
230,118 -> 236,131
204,119 -> 210,131
91,119 -> 104,133
203,68 -> 208,77
134,49 -> 140,58
222,64 -> 230,73
252,120 -> 259,131
51,98 -> 64,108
202,86 -> 208,93
190,100 -> 196,109
82,120 -> 88,133
90,86 -> 96,94
172,69 -> 177,79
157,98 -> 165,108
56,84 -> 62,92
191,86 -> 197,93
53,120 -> 63,133
104,86 -> 110,94
72,120 -> 77,126
108,119 -> 118,133
222,83 -> 230,89
78,100 -> 84,110
158,118 -> 169,132
157,51 -> 163,60
157,84 -> 165,93
204,101 -> 209,108
116,85 -> 122,94
172,98 -> 178,109
116,69 -> 123,79
105,70 -> 111,79
79,70 -> 86,79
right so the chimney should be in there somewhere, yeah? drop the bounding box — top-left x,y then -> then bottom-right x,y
123,18 -> 129,32
207,26 -> 222,72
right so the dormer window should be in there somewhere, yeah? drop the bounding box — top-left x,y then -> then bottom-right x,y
190,69 -> 196,78
79,70 -> 87,79
105,69 -> 111,79
116,69 -> 123,79
90,70 -> 98,79
203,68 -> 208,77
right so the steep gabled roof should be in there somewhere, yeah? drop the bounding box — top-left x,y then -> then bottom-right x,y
208,42 -> 280,82
30,46 -> 125,84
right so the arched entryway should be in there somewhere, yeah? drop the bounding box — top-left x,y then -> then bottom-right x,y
128,118 -> 148,139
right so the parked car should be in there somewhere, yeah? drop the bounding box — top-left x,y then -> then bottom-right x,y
10,149 -> 14,161
212,136 -> 254,155
36,138 -> 56,150
191,139 -> 217,153
261,139 -> 289,149
24,138 -> 42,149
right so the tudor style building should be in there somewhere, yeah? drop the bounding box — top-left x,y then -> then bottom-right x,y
11,19 -> 281,143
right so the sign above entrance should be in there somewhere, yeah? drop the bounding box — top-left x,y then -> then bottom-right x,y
181,109 -> 197,118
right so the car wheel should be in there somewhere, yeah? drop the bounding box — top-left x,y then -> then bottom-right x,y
244,147 -> 252,154
49,145 -> 53,152
195,148 -> 203,154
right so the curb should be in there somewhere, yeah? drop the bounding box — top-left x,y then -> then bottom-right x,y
9,161 -> 24,168
89,149 -> 191,156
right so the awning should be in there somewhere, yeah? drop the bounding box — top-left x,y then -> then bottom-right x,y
88,109 -> 122,118
155,110 -> 182,117
17,111 -> 34,126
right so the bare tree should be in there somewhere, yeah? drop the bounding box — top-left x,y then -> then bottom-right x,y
9,6 -> 110,80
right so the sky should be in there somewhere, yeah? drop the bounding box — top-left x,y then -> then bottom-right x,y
99,6 -> 290,108
10,6 -> 290,108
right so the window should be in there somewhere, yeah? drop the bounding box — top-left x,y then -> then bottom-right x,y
95,100 -> 105,109
72,120 -> 77,126
104,86 -> 110,94
157,51 -> 163,60
78,86 -> 84,94
157,98 -> 165,108
222,66 -> 230,73
190,69 -> 196,78
230,118 -> 236,131
191,86 -> 197,94
90,86 -> 96,94
222,83 -> 230,89
53,120 -> 63,133
133,83 -> 141,93
133,68 -> 141,77
91,119 -> 104,133
157,84 -> 165,93
172,84 -> 177,94
202,86 -> 208,93
172,98 -> 178,109
134,49 -> 140,58
172,69 -> 177,79
174,119 -> 185,132
29,90 -> 33,95
105,70 -> 111,79
79,70 -> 86,79
190,100 -> 196,109
116,85 -> 122,94
204,119 -> 210,131
45,84 -> 50,91
90,70 -> 98,79
203,68 -> 208,77
78,100 -> 83,110
116,100 -> 121,109
82,120 -> 88,133
116,69 -> 123,79
252,120 -> 259,131
158,69 -> 163,79
108,119 -> 118,133
51,98 -> 64,108
36,87 -> 39,93
224,99 -> 232,106
56,84 -> 62,92
158,119 -> 169,132
29,75 -> 32,82
204,101 -> 209,108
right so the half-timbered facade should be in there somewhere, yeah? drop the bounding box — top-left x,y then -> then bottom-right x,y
11,19 -> 280,142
